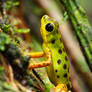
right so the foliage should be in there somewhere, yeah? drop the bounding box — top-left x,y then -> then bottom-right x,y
0,20 -> 11,33
6,0 -> 19,12
0,33 -> 11,51
60,0 -> 92,71
0,66 -> 16,92
16,28 -> 30,33
0,0 -> 92,92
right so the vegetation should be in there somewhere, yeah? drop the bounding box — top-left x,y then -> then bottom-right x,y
0,0 -> 92,92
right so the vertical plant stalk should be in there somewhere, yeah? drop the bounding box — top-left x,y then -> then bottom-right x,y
33,0 -> 92,91
60,0 -> 92,71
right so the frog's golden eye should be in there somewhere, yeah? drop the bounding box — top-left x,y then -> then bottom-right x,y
45,23 -> 53,32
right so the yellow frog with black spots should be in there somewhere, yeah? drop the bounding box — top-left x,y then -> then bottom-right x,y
24,15 -> 72,92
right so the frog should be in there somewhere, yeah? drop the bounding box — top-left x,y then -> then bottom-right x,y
24,15 -> 72,92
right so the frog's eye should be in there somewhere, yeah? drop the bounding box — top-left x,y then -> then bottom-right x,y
45,23 -> 53,32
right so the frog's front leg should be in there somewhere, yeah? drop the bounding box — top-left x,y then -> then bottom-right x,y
24,52 -> 44,58
23,50 -> 51,69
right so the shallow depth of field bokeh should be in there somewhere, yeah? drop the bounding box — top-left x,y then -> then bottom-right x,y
0,0 -> 92,92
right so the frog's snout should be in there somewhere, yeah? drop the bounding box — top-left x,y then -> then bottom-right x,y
42,15 -> 49,19
41,15 -> 52,22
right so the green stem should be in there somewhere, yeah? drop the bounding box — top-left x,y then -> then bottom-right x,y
60,0 -> 92,71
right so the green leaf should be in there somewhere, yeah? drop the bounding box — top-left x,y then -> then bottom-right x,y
0,33 -> 11,51
16,28 -> 30,33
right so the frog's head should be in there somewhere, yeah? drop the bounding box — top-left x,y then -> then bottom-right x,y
40,15 -> 59,43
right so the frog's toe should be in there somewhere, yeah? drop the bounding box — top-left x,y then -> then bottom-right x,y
55,84 -> 70,92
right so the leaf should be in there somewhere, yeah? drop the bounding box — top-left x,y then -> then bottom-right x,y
16,28 -> 30,33
0,33 -> 11,51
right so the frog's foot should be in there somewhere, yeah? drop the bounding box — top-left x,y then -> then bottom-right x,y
55,84 -> 71,92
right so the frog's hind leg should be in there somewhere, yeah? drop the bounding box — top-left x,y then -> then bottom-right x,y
28,60 -> 51,69
55,84 -> 71,92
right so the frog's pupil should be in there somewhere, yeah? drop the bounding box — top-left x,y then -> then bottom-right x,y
46,23 -> 53,32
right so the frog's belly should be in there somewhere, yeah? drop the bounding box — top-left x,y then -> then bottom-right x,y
46,60 -> 70,86
46,63 -> 65,86
46,63 -> 56,85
